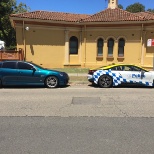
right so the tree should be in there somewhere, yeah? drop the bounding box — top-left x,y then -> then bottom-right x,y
118,4 -> 123,9
0,0 -> 30,49
147,9 -> 154,13
126,3 -> 145,13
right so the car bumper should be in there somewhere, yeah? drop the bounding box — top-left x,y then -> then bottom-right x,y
87,74 -> 94,82
59,73 -> 69,86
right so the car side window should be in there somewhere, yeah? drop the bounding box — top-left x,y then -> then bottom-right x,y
117,66 -> 122,71
0,63 -> 2,68
18,62 -> 34,70
123,66 -> 132,71
110,66 -> 117,70
2,62 -> 16,69
111,66 -> 122,71
132,66 -> 141,71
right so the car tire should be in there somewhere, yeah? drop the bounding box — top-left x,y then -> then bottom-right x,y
98,75 -> 113,88
45,76 -> 58,88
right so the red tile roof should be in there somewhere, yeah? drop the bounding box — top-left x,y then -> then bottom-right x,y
135,11 -> 154,20
82,8 -> 146,22
10,8 -> 154,23
10,11 -> 90,22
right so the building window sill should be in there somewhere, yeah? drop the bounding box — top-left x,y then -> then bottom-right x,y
107,56 -> 114,60
117,57 -> 124,60
96,56 -> 103,60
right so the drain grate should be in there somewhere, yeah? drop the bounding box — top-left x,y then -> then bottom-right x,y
72,97 -> 101,105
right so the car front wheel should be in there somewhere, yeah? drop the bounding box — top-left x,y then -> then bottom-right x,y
98,75 -> 113,88
45,76 -> 58,88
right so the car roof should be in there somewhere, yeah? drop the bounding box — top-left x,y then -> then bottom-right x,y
103,64 -> 144,69
91,64 -> 148,71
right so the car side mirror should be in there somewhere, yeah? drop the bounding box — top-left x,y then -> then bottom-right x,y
31,67 -> 36,72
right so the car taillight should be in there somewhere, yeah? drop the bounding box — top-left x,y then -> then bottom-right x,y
88,70 -> 96,75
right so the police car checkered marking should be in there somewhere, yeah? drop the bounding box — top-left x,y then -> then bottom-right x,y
93,70 -> 153,87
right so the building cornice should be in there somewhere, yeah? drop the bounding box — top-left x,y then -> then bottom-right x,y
10,16 -> 154,31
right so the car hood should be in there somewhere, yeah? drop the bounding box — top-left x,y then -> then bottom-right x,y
45,68 -> 60,72
44,68 -> 68,75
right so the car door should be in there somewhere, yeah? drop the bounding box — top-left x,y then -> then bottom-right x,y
0,61 -> 18,85
112,65 -> 141,83
17,62 -> 43,84
110,65 -> 129,84
132,66 -> 152,83
120,65 -> 152,84
121,65 -> 139,82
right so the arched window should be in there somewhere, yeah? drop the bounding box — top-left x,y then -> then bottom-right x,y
69,36 -> 78,54
107,38 -> 114,57
97,38 -> 104,56
118,38 -> 125,57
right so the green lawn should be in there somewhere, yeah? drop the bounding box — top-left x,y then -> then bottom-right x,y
69,76 -> 88,82
52,68 -> 89,73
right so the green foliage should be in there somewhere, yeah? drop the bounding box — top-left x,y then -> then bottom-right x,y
52,68 -> 89,73
126,3 -> 145,13
0,0 -> 30,48
13,2 -> 30,13
118,4 -> 123,9
147,9 -> 154,13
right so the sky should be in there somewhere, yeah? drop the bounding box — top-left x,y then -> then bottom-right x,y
16,0 -> 154,14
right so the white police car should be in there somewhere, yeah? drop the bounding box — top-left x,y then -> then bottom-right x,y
92,64 -> 154,88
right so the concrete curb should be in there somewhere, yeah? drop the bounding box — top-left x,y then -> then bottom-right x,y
68,73 -> 87,76
69,81 -> 90,85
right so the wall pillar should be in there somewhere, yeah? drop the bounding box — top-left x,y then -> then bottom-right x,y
79,30 -> 82,63
141,31 -> 146,66
64,30 -> 69,65
84,25 -> 87,67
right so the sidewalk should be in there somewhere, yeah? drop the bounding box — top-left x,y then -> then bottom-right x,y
68,73 -> 89,85
68,73 -> 87,76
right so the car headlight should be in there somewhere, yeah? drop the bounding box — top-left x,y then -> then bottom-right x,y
59,73 -> 64,76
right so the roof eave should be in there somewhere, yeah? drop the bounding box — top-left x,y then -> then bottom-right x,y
79,20 -> 154,25
10,17 -> 154,27
10,16 -> 83,25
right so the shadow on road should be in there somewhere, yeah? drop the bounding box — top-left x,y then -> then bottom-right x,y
88,83 -> 154,89
1,85 -> 70,89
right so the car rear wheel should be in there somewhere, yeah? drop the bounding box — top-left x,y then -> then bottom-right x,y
98,75 -> 113,88
45,76 -> 58,88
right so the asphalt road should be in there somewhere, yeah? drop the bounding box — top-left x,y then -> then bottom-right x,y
0,84 -> 154,154
0,117 -> 154,154
0,84 -> 154,117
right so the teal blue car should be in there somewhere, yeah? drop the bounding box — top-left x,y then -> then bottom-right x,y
0,61 -> 69,88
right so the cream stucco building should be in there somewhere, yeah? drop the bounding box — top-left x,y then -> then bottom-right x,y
10,0 -> 154,69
